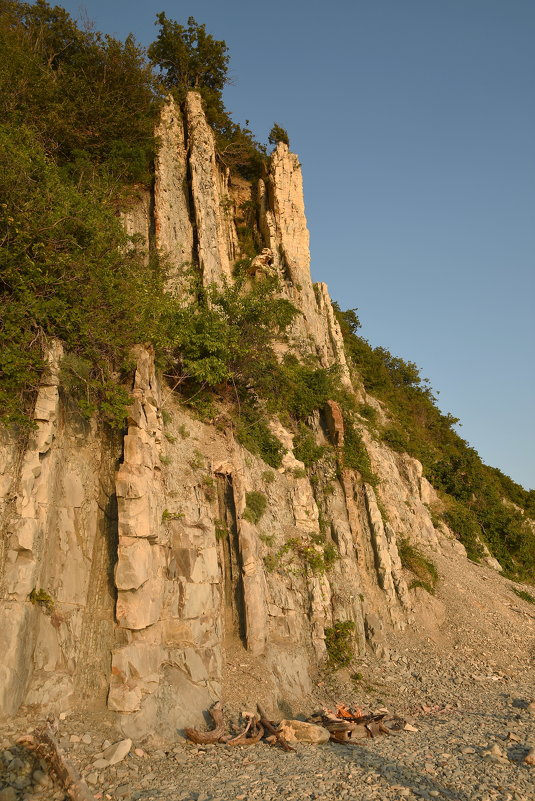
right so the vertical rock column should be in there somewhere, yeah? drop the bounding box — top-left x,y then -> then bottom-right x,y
154,96 -> 194,295
259,144 -> 352,382
314,283 -> 353,388
109,347 -> 166,713
185,91 -> 236,286
0,341 -> 63,714
364,484 -> 412,629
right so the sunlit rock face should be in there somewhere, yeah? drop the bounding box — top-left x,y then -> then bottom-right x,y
0,93 -> 463,735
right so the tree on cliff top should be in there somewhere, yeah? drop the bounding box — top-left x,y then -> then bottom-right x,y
148,12 -> 265,178
268,124 -> 290,148
148,14 -> 229,119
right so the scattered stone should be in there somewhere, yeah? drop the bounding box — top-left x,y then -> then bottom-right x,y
32,769 -> 47,785
102,738 -> 132,765
278,720 -> 330,744
524,747 -> 535,766
0,789 -> 17,801
82,733 -> 92,744
86,772 -> 98,785
93,758 -> 110,769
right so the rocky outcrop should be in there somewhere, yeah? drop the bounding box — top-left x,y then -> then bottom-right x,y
0,93 -> 479,733
154,97 -> 194,294
258,145 -> 351,385
0,341 -> 118,717
185,92 -> 237,285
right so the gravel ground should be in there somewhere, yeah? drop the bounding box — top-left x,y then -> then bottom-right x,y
1,551 -> 533,801
1,647 -> 533,801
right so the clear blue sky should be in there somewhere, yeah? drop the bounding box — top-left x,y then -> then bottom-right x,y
59,0 -> 535,490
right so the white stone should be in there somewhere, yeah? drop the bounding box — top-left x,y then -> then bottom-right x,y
102,738 -> 132,765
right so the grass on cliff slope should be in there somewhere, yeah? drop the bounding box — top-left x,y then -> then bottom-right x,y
334,304 -> 535,583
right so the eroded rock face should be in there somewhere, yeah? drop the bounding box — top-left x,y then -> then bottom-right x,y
0,94 -> 481,732
0,341 -> 118,716
258,146 -> 351,386
154,96 -> 193,294
185,92 -> 236,285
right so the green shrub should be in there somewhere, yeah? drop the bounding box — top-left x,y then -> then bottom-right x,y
215,519 -> 229,540
358,403 -> 378,424
398,539 -> 438,594
177,423 -> 190,439
236,406 -> 285,468
202,475 -> 216,501
341,414 -> 378,485
242,491 -> 267,524
442,501 -> 485,562
322,542 -> 339,571
511,587 -> 535,604
28,588 -> 54,614
324,620 -> 355,668
268,123 -> 290,147
293,425 -> 325,467
0,124 -> 166,429
381,426 -> 408,453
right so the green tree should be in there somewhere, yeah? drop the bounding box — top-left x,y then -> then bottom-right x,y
0,0 -> 157,183
148,14 -> 228,110
147,12 -> 266,178
268,123 -> 290,147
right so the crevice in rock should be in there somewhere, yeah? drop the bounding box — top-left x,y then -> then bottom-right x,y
215,473 -> 245,645
180,100 -> 200,267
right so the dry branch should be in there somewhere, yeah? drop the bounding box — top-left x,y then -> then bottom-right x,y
257,704 -> 296,752
17,722 -> 93,801
227,717 -> 264,746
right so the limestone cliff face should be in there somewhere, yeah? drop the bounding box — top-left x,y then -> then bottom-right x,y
0,93 -> 471,732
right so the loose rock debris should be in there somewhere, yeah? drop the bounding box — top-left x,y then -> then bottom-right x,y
16,719 -> 92,801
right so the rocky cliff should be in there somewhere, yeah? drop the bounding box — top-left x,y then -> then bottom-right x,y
0,93 -> 508,738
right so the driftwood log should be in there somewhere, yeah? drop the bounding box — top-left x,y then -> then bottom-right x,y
17,721 -> 93,801
184,701 -> 226,744
257,705 -> 296,752
308,710 -> 391,744
184,702 -> 391,750
225,715 -> 264,746
185,704 -> 266,747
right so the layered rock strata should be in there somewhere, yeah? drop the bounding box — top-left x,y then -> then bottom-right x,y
0,93 -> 474,734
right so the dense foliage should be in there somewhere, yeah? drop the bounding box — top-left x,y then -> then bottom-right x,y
0,1 -> 271,427
333,304 -> 535,582
0,0 -> 166,426
0,0 -> 157,184
268,124 -> 290,147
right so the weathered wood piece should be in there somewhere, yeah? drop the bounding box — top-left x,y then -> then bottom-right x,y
185,701 -> 226,744
257,704 -> 296,752
17,722 -> 93,801
227,717 -> 265,746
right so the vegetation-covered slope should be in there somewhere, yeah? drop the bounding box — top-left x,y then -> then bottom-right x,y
334,306 -> 535,580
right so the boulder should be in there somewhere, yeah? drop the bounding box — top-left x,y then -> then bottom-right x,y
278,719 -> 330,744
